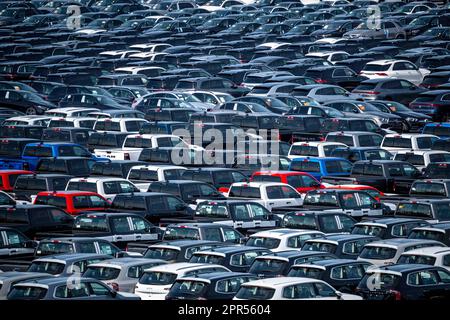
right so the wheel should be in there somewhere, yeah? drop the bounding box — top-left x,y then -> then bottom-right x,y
25,107 -> 37,115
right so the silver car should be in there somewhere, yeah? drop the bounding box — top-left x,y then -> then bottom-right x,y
293,84 -> 362,104
82,258 -> 168,293
344,20 -> 406,40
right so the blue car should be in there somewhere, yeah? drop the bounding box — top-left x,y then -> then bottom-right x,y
289,157 -> 353,180
0,142 -> 109,171
422,122 -> 450,138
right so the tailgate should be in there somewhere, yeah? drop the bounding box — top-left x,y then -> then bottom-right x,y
320,176 -> 357,184
292,132 -> 324,142
0,159 -> 27,170
93,149 -> 125,160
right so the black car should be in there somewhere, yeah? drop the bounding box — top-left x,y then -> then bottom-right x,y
409,90 -> 450,122
147,180 -> 225,205
166,272 -> 258,300
0,89 -> 56,115
189,245 -> 271,272
281,211 -> 357,234
357,264 -> 450,300
162,223 -> 245,244
287,259 -> 373,293
352,218 -> 430,239
90,160 -> 146,179
87,132 -> 129,152
408,222 -> 450,246
35,157 -> 94,177
0,204 -> 73,239
248,250 -> 338,278
304,66 -> 367,90
352,78 -> 427,105
302,235 -> 380,260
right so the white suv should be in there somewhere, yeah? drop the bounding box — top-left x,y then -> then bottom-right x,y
360,59 -> 430,85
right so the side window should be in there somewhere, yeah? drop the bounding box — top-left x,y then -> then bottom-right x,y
248,203 -> 269,218
4,230 -> 27,248
407,271 -> 439,286
233,204 -> 251,220
131,216 -> 152,233
437,270 -> 450,283
339,192 -> 359,209
358,192 -> 375,208
287,235 -> 307,248
78,242 -> 97,253
103,182 -> 119,194
98,242 -> 119,256
216,277 -> 248,294
338,215 -> 355,231
30,209 -> 52,224
89,282 -> 111,296
320,215 -> 339,233
314,282 -> 337,297
223,228 -> 241,243
110,217 -> 132,234
443,255 -> 450,267
203,228 -> 223,241
283,283 -> 316,299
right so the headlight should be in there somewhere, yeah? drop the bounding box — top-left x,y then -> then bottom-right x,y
406,117 -> 418,122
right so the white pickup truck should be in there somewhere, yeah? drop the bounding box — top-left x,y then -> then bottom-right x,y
94,134 -> 204,161
288,141 -> 347,159
224,182 -> 303,211
380,133 -> 439,155
65,177 -> 142,201
126,164 -> 187,191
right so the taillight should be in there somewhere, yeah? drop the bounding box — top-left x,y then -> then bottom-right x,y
316,78 -> 327,83
111,283 -> 119,291
389,290 -> 401,300
364,91 -> 380,95
375,73 -> 388,76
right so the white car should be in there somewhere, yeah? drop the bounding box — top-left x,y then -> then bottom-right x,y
47,117 -> 96,129
357,239 -> 445,267
288,141 -> 347,159
227,182 -> 304,210
360,60 -> 430,86
2,115 -> 52,127
65,177 -> 141,201
297,84 -> 363,104
114,66 -> 165,78
129,42 -> 172,53
93,118 -> 149,133
45,107 -> 100,118
393,150 -> 450,170
190,91 -> 234,107
397,247 -> 450,271
306,51 -> 350,64
233,277 -> 362,300
380,133 -> 439,154
134,263 -> 231,300
127,164 -> 187,190
99,50 -> 141,59
246,229 -> 324,252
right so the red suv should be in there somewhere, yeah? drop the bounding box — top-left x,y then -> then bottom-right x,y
250,171 -> 324,193
33,191 -> 110,215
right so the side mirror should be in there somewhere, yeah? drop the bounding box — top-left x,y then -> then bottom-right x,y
239,237 -> 248,245
372,202 -> 382,209
110,290 -> 117,298
336,291 -> 343,300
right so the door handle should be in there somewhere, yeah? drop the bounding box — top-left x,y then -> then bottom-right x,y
116,236 -> 123,240
136,235 -> 142,239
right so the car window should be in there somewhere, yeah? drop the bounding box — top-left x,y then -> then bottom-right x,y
203,228 -> 223,242
89,282 -> 111,296
282,283 -> 316,299
110,217 -> 132,234
55,283 -> 90,298
407,270 -> 439,286
78,242 -> 96,253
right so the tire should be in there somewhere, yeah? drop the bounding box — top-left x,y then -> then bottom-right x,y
25,107 -> 37,115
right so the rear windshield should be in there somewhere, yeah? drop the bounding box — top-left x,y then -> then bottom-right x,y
248,258 -> 286,274
139,271 -> 177,285
144,248 -> 180,261
34,196 -> 67,208
28,261 -> 66,275
83,266 -> 121,280
8,287 -> 48,300
382,137 -> 412,149
23,146 -> 53,157
410,182 -> 446,197
290,161 -> 320,172
235,286 -> 275,300
163,227 -> 200,240
246,237 -> 280,250
36,242 -> 74,255
0,141 -> 23,157
66,181 -> 97,193
396,203 -> 432,218
397,255 -> 436,265
423,126 -> 450,136
409,229 -> 444,242
170,280 -> 207,296
228,186 -> 261,198
359,246 -> 396,260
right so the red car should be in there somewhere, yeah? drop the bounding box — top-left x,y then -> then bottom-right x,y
33,191 -> 110,215
250,170 -> 324,193
0,170 -> 33,191
324,184 -> 385,201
